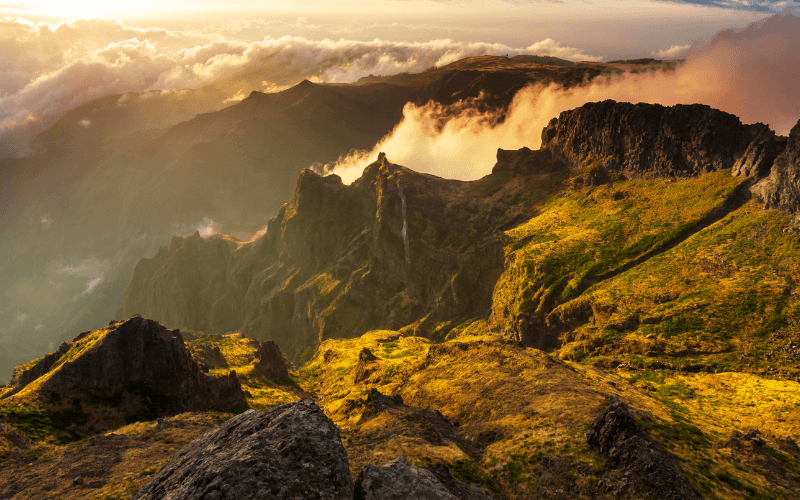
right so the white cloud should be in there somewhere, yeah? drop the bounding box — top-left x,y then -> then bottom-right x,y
654,44 -> 692,59
83,278 -> 102,294
526,38 -> 602,62
331,13 -> 800,182
0,15 -> 601,155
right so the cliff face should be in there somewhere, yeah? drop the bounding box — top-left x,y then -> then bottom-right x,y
541,100 -> 780,180
120,101 -> 800,365
119,152 -> 561,362
753,121 -> 800,214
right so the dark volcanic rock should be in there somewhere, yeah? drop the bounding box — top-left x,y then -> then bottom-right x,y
40,316 -> 246,414
425,463 -> 499,500
541,100 -> 776,180
491,147 -> 565,176
135,399 -> 353,500
9,340 -> 73,390
753,120 -> 800,214
353,348 -> 379,384
355,457 -> 456,500
359,388 -> 406,419
188,342 -> 229,372
119,152 -> 518,363
586,398 -> 700,499
252,340 -> 291,383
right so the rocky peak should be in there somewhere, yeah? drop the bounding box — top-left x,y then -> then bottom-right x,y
135,399 -> 353,500
252,341 -> 291,383
541,100 -> 777,180
17,316 -> 246,414
120,150 -> 514,362
586,398 -> 700,499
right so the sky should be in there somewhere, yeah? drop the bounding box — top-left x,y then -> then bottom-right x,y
0,0 -> 797,155
2,0 -> 800,377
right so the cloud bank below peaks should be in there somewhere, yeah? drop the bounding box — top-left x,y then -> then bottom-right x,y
329,13 -> 800,184
0,15 -> 601,156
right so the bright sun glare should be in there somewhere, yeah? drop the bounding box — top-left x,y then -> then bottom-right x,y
13,0 -> 165,17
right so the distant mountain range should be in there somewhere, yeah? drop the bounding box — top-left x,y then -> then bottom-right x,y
0,55 -> 633,378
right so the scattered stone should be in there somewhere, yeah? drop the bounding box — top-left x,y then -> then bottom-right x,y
135,399 -> 353,500
586,398 -> 700,499
425,463 -> 498,500
188,343 -> 228,370
355,457 -> 456,500
0,422 -> 30,450
72,476 -> 83,486
360,388 -> 404,418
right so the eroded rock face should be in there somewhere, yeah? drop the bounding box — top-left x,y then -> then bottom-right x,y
9,340 -> 74,390
541,100 -> 776,180
355,457 -> 456,500
135,399 -> 353,500
40,316 -> 246,414
353,348 -> 379,384
586,398 -> 700,500
119,152 -> 528,362
425,463 -> 499,500
188,343 -> 229,372
252,341 -> 291,383
753,120 -> 800,214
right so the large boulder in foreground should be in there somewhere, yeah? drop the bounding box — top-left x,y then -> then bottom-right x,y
586,398 -> 700,500
355,456 -> 498,500
31,316 -> 245,414
355,457 -> 457,500
136,399 -> 353,500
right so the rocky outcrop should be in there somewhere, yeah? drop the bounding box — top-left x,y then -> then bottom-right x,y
491,147 -> 565,176
358,388 -> 407,420
353,348 -> 379,384
252,341 -> 291,383
9,339 -> 75,390
586,398 -> 700,500
541,100 -> 777,180
425,463 -> 499,500
355,457 -> 457,500
753,120 -> 800,213
119,150 -> 542,362
37,316 -> 246,414
188,343 -> 228,372
355,457 -> 498,500
135,399 -> 353,500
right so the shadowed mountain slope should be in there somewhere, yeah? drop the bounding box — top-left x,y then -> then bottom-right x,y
119,101 -> 800,384
118,150 -> 564,362
2,56 -> 640,379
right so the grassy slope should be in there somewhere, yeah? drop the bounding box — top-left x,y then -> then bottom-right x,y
295,168 -> 800,499
2,168 -> 800,499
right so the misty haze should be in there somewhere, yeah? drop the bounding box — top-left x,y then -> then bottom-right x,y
1,1 -> 800,499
